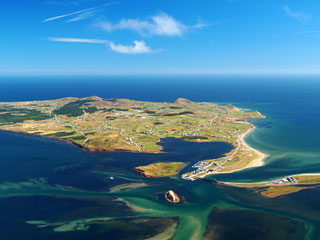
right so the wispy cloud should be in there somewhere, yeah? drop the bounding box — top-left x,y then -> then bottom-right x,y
43,6 -> 97,22
109,40 -> 157,54
188,20 -> 227,29
47,38 -> 156,54
43,2 -> 119,22
97,12 -> 213,37
48,37 -> 109,43
283,6 -> 312,22
66,10 -> 97,22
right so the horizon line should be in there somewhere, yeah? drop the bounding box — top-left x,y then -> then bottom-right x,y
1,72 -> 320,77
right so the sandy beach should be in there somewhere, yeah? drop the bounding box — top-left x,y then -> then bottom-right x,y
218,125 -> 267,174
240,125 -> 267,168
199,124 -> 268,178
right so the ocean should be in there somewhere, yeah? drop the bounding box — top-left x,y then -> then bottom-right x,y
0,75 -> 319,240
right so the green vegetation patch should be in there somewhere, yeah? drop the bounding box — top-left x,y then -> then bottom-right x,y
66,135 -> 86,141
32,131 -> 43,134
0,108 -> 50,124
85,107 -> 99,114
44,131 -> 86,144
53,100 -> 95,117
144,110 -> 156,114
45,131 -> 76,137
163,111 -> 194,116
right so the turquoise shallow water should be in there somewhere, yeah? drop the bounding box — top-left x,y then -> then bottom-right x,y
0,76 -> 320,239
211,101 -> 320,183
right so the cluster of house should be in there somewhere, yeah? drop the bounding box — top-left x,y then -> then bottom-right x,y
192,161 -> 211,169
181,161 -> 219,181
272,176 -> 296,185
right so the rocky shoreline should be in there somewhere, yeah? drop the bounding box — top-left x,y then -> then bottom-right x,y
133,168 -> 154,178
165,190 -> 180,203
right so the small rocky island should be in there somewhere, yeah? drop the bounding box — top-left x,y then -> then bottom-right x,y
165,190 -> 180,203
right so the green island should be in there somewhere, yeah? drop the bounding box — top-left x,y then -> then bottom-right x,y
1,96 -> 320,198
134,162 -> 186,178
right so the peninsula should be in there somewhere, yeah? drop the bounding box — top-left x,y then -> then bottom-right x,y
2,96 -> 318,198
220,174 -> 320,198
0,96 -> 265,178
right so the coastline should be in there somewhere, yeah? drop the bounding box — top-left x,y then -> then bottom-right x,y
199,123 -> 268,178
219,173 -> 320,188
217,173 -> 320,198
0,129 -> 139,153
220,124 -> 267,173
240,125 -> 267,168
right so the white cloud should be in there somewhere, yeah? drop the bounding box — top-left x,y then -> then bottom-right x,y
98,12 -> 187,36
283,6 -> 312,22
109,40 -> 156,54
48,37 -> 108,43
43,2 -> 119,22
151,13 -> 185,36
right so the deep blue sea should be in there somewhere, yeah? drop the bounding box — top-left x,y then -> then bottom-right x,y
0,75 -> 320,240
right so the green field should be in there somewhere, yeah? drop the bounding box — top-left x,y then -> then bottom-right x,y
134,162 -> 186,178
0,108 -> 50,124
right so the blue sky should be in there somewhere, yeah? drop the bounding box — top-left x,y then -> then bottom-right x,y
1,0 -> 320,75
